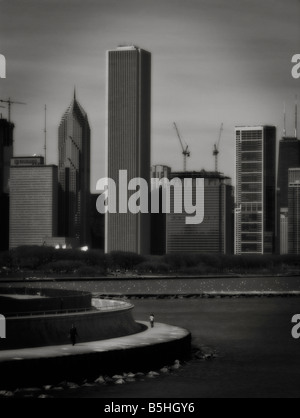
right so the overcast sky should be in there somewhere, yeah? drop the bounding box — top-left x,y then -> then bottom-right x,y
0,0 -> 299,190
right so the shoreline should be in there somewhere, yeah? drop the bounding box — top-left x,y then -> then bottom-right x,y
1,272 -> 300,283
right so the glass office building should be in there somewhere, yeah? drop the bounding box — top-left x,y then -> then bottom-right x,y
166,171 -> 234,254
288,168 -> 300,254
235,126 -> 276,255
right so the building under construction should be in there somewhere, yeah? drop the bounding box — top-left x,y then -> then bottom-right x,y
166,171 -> 234,254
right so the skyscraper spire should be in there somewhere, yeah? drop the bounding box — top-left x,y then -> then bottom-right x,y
283,102 -> 286,137
295,95 -> 298,139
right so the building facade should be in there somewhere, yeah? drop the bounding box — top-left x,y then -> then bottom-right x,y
166,171 -> 234,254
58,91 -> 91,246
235,126 -> 276,255
106,46 -> 151,254
0,118 -> 14,250
150,166 -> 171,255
151,165 -> 171,183
9,157 -> 58,249
288,168 -> 300,254
277,137 -> 300,253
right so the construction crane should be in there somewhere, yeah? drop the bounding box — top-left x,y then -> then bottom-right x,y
213,123 -> 224,172
173,122 -> 190,171
0,98 -> 26,122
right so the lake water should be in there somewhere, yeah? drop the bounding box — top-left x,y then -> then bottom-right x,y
60,296 -> 300,398
2,278 -> 300,397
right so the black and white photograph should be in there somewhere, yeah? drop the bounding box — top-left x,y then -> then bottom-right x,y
0,0 -> 300,402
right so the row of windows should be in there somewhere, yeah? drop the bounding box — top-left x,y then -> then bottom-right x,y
241,152 -> 262,162
241,223 -> 262,232
241,193 -> 262,202
241,183 -> 262,192
236,131 -> 262,140
241,214 -> 262,222
241,203 -> 262,212
241,162 -> 262,172
241,174 -> 262,183
241,233 -> 262,242
238,142 -> 262,152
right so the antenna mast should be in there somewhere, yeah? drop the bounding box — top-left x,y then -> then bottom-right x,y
295,95 -> 298,139
283,102 -> 287,137
44,105 -> 47,164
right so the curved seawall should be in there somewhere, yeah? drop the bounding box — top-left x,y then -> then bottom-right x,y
0,303 -> 142,350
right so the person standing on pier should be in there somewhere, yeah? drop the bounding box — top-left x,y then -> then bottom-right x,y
150,314 -> 155,329
70,324 -> 78,346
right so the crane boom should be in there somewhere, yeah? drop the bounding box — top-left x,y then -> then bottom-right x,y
173,122 -> 191,171
213,123 -> 224,172
173,122 -> 185,153
217,123 -> 224,149
0,98 -> 26,122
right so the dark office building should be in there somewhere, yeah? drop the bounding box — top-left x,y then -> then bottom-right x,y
58,91 -> 91,246
90,193 -> 105,250
166,171 -> 234,254
277,137 -> 300,253
150,165 -> 171,255
0,118 -> 14,251
288,168 -> 300,254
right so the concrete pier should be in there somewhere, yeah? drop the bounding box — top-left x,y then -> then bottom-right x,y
0,323 -> 191,389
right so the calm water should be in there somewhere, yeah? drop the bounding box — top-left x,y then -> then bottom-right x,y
3,279 -> 300,397
61,297 -> 300,398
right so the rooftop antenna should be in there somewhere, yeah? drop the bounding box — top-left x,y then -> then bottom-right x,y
295,95 -> 298,139
44,105 -> 47,164
283,102 -> 287,137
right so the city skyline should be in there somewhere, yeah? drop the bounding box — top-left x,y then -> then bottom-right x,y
0,0 -> 299,191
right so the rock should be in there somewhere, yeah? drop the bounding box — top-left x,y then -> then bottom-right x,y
94,376 -> 105,384
112,375 -> 124,380
115,379 -> 125,385
104,376 -> 114,383
17,388 -> 42,394
66,383 -> 80,389
0,391 -> 14,398
58,381 -> 68,388
127,373 -> 135,378
171,361 -> 181,370
160,367 -> 169,374
135,372 -> 145,377
38,394 -> 53,399
125,378 -> 136,383
51,387 -> 64,391
147,371 -> 159,378
82,383 -> 95,388
43,385 -> 52,391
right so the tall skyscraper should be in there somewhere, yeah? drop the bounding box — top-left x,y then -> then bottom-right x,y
58,91 -> 91,246
166,171 -> 234,254
277,137 -> 300,254
235,126 -> 276,255
9,157 -> 58,249
106,46 -> 151,254
288,168 -> 300,254
0,118 -> 14,250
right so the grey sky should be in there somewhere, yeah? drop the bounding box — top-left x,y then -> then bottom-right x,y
0,0 -> 299,190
